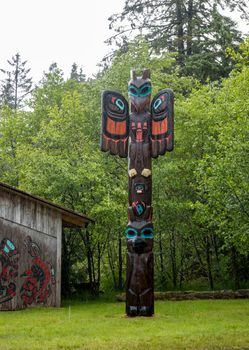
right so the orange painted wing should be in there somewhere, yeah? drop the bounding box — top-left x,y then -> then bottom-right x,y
101,91 -> 129,158
150,89 -> 174,158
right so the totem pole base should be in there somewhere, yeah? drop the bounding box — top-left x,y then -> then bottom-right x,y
126,247 -> 154,317
126,304 -> 154,317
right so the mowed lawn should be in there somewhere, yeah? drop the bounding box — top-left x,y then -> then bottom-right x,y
1,299 -> 249,350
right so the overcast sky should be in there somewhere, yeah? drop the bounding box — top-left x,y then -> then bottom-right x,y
0,0 -> 123,82
0,0 -> 248,83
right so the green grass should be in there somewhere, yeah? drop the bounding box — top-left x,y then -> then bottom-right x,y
0,299 -> 249,350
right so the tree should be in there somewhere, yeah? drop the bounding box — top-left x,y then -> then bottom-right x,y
184,6 -> 243,81
0,53 -> 32,110
108,0 -> 247,80
70,63 -> 86,82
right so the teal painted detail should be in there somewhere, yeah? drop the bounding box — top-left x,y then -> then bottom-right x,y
4,246 -> 9,254
128,83 -> 152,98
139,83 -> 152,97
125,227 -> 154,239
125,227 -> 137,239
141,227 -> 154,239
116,98 -> 125,110
4,240 -> 15,254
153,97 -> 162,110
7,240 -> 15,250
136,204 -> 144,216
128,85 -> 139,97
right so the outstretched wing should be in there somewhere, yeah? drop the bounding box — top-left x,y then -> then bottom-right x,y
101,90 -> 129,158
150,88 -> 174,158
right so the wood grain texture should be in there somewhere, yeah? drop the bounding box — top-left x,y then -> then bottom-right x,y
0,187 -> 60,310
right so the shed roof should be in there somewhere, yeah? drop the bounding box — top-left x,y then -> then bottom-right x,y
0,182 -> 94,228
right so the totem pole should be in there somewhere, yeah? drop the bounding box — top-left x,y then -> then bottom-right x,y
101,69 -> 174,316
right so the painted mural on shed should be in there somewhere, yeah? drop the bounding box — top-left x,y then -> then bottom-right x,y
0,182 -> 93,311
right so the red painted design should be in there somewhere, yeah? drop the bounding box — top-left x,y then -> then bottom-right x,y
136,122 -> 143,142
0,238 -> 19,304
21,257 -> 51,305
21,236 -> 55,306
152,118 -> 168,135
106,117 -> 127,136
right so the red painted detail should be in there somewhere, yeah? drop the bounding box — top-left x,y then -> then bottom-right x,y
0,238 -> 19,304
106,116 -> 126,135
103,134 -> 128,144
111,97 -> 116,103
152,118 -> 168,135
136,129 -> 143,142
20,257 -> 51,306
132,201 -> 146,216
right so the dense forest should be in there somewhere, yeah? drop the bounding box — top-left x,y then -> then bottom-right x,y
0,0 -> 249,296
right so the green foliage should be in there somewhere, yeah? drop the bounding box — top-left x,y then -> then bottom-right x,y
101,39 -> 197,97
227,38 -> 249,69
108,0 -> 247,81
195,66 -> 249,254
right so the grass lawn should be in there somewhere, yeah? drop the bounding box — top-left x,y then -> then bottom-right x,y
0,299 -> 249,350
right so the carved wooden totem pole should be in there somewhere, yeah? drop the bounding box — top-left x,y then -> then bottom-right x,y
101,69 -> 174,316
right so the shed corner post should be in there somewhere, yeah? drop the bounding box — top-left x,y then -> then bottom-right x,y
56,216 -> 62,307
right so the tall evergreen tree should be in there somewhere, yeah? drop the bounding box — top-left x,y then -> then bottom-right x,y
108,0 -> 247,80
0,53 -> 32,110
70,63 -> 86,82
184,6 -> 243,80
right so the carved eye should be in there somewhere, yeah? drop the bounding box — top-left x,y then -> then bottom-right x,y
115,98 -> 125,111
153,97 -> 162,110
125,228 -> 137,239
139,83 -> 152,97
141,227 -> 154,239
128,85 -> 138,97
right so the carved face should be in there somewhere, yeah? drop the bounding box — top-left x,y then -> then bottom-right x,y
125,221 -> 154,254
128,69 -> 152,113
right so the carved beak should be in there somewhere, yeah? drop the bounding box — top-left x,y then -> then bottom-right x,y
132,237 -> 146,254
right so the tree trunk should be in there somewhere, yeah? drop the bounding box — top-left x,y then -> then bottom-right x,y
212,234 -> 223,283
158,228 -> 166,289
179,237 -> 185,289
81,229 -> 94,291
186,0 -> 193,56
107,238 -> 118,289
61,228 -> 71,296
176,0 -> 185,66
14,57 -> 19,111
231,246 -> 240,289
170,231 -> 177,289
118,234 -> 123,290
97,241 -> 101,287
205,235 -> 214,290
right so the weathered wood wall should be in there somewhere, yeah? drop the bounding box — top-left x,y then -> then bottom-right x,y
0,189 -> 62,310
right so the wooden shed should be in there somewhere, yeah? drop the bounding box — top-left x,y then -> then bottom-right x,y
0,182 -> 94,311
